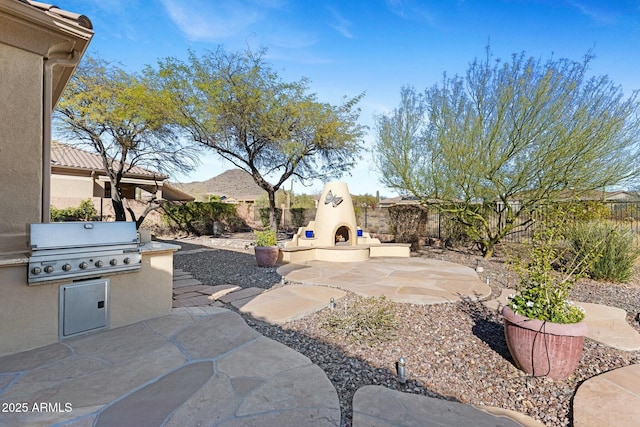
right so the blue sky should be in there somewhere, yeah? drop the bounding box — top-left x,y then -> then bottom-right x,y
58,0 -> 640,197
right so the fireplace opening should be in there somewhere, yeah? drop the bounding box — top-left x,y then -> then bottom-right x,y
335,226 -> 351,246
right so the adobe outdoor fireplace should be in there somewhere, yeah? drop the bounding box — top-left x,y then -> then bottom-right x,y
281,182 -> 410,263
28,221 -> 141,284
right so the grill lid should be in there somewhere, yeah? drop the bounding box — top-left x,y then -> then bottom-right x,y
28,221 -> 141,284
30,221 -> 138,251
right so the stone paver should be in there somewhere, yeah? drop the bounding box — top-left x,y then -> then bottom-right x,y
209,284 -> 241,300
217,286 -> 264,303
573,364 -> 640,427
172,277 -> 204,288
174,284 -> 216,294
0,307 -> 340,426
352,385 -> 543,427
173,290 -> 206,300
239,284 -> 347,324
95,361 -> 214,427
484,288 -> 640,351
1,260 -> 632,426
580,302 -> 640,351
172,295 -> 221,307
277,257 -> 491,305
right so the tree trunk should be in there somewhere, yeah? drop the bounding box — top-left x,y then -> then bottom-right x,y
131,200 -> 161,229
267,190 -> 278,230
112,198 -> 127,222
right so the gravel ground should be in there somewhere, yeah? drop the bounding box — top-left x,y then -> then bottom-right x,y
166,236 -> 640,427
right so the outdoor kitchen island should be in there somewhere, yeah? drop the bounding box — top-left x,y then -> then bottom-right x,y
0,1 -> 182,358
0,238 -> 178,357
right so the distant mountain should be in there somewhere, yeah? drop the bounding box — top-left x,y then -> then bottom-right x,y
171,169 -> 266,202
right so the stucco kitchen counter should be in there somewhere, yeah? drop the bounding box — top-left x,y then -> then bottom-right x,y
139,241 -> 181,254
0,254 -> 28,267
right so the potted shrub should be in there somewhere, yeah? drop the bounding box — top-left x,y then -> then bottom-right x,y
254,228 -> 279,267
502,216 -> 602,380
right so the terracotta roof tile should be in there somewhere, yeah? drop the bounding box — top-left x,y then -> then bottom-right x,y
51,142 -> 168,179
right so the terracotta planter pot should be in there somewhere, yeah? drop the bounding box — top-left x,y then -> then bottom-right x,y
254,246 -> 279,267
502,305 -> 588,380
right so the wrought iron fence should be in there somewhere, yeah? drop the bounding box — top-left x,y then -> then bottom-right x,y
425,201 -> 640,243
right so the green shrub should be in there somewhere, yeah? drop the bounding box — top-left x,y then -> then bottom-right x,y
290,208 -> 306,228
508,217 -> 596,324
254,228 -> 277,246
321,296 -> 398,345
50,199 -> 97,222
388,204 -> 427,251
162,201 -> 241,235
567,221 -> 640,282
259,208 -> 282,229
440,212 -> 473,247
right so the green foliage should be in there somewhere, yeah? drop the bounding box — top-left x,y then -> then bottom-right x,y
352,194 -> 378,223
388,204 -> 428,251
290,208 -> 307,228
567,221 -> 640,282
153,46 -> 365,230
259,208 -> 282,229
508,214 -> 605,324
546,201 -> 610,223
374,48 -> 640,257
55,55 -> 200,222
321,296 -> 398,345
440,212 -> 473,247
255,190 -> 288,209
162,201 -> 239,235
291,193 -> 315,209
50,199 -> 97,222
254,228 -> 277,247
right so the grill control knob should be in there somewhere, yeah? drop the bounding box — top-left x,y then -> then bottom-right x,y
123,257 -> 131,265
31,267 -> 42,275
44,265 -> 54,274
79,262 -> 88,270
95,260 -> 104,268
110,259 -> 118,266
62,263 -> 72,272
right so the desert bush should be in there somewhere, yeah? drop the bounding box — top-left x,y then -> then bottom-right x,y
566,221 -> 640,282
290,208 -> 306,228
321,296 -> 398,345
548,200 -> 611,222
388,204 -> 428,251
50,199 -> 97,222
439,212 -> 473,247
259,207 -> 282,229
162,201 -> 241,235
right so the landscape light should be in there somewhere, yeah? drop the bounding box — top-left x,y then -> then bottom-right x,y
396,357 -> 406,384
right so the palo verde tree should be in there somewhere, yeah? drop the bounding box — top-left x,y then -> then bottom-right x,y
54,55 -> 200,227
375,49 -> 640,257
152,47 -> 365,230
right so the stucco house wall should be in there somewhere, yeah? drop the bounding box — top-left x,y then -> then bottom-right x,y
51,172 -> 95,199
0,0 -> 178,357
0,42 -> 43,248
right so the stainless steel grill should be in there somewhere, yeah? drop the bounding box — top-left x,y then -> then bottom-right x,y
28,221 -> 141,284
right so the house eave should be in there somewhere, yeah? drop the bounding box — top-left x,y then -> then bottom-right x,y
0,0 -> 93,104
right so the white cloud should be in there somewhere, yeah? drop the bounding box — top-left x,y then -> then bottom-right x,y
568,1 -> 618,25
268,30 -> 319,49
160,0 -> 265,40
384,0 -> 436,25
327,6 -> 354,39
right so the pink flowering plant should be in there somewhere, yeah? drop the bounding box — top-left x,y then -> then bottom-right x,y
508,215 -> 603,324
